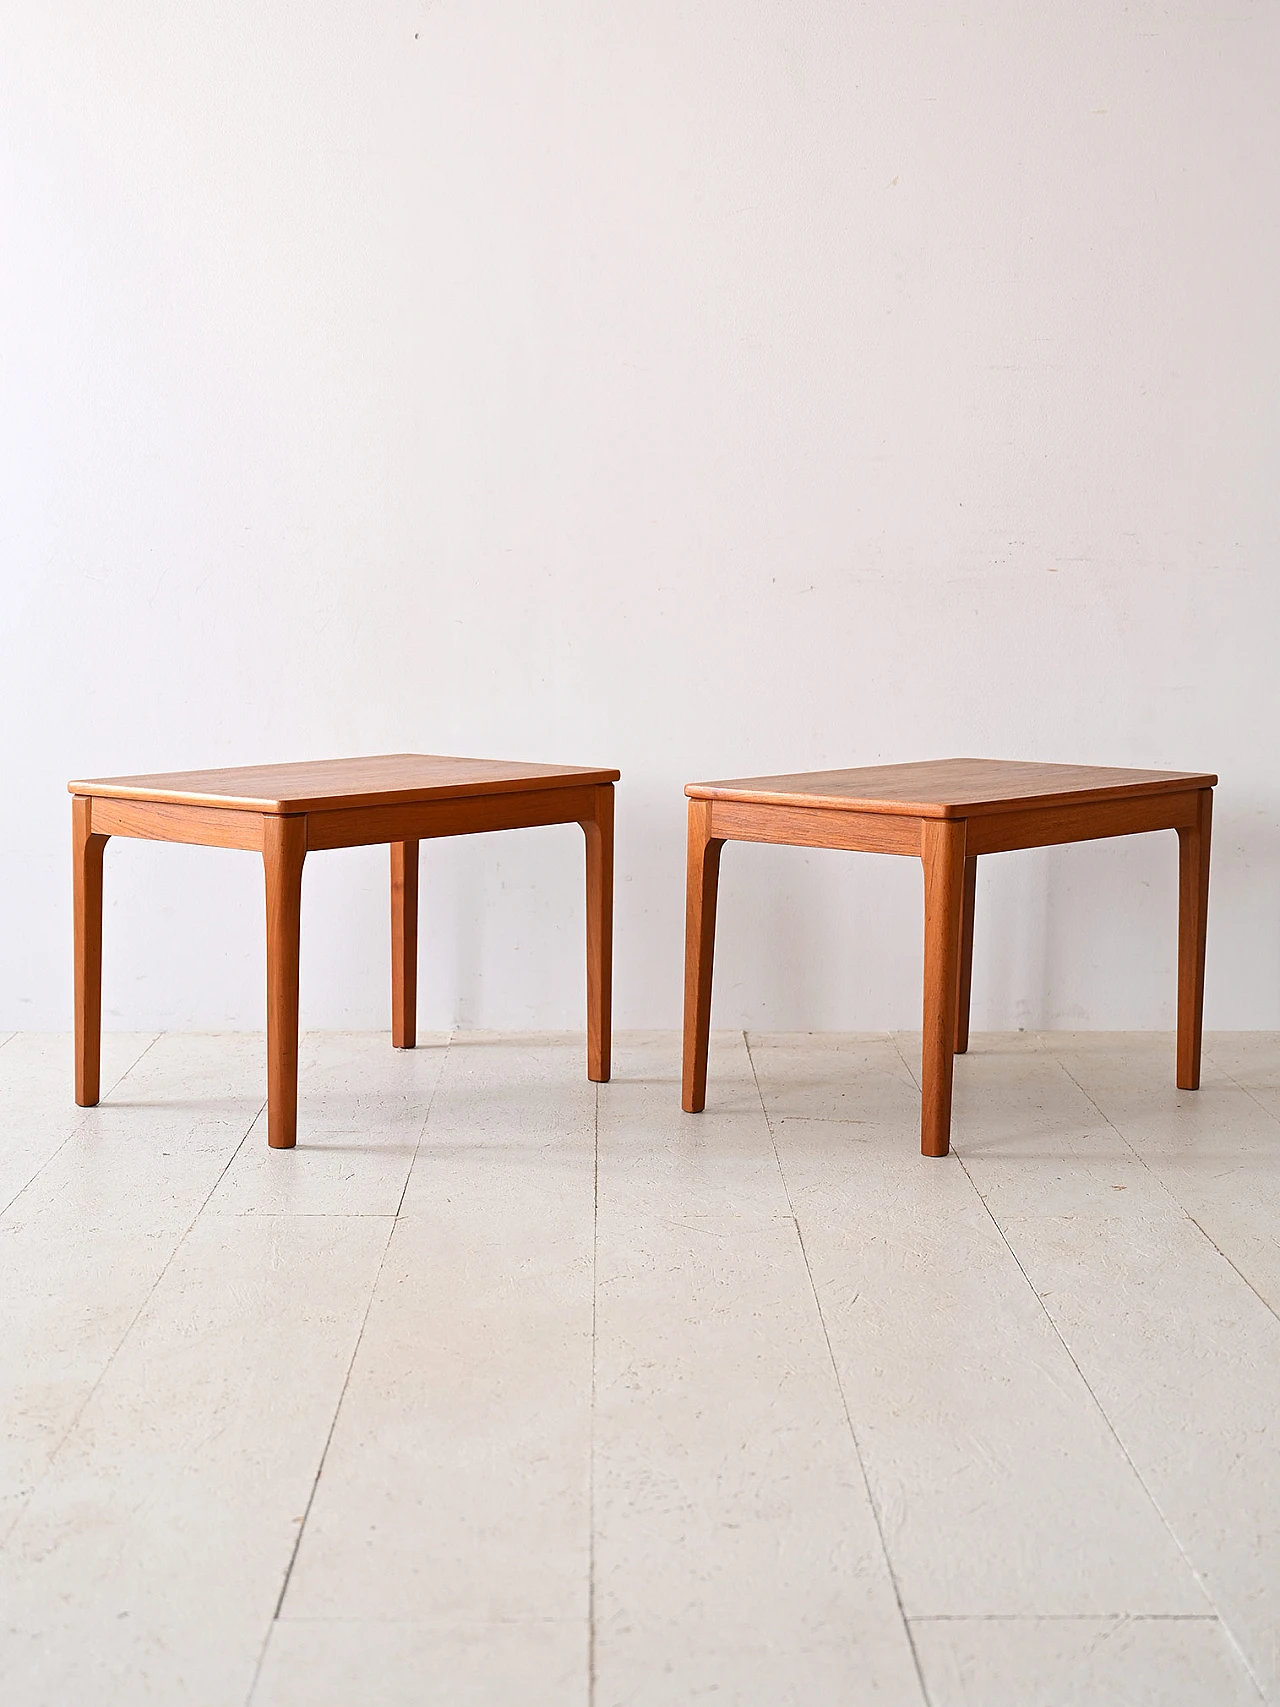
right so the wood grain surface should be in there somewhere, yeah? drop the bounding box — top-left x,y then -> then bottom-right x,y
303,786 -> 600,852
88,797 -> 266,851
68,753 -> 621,814
707,799 -> 921,855
687,758 -> 1216,819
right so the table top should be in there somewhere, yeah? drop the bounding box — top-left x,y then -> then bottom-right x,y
686,758 -> 1216,819
69,754 -> 621,814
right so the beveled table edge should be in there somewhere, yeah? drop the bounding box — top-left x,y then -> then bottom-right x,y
685,768 -> 1217,819
68,758 -> 621,814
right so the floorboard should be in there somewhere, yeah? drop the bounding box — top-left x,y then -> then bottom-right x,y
0,1031 -> 1275,1705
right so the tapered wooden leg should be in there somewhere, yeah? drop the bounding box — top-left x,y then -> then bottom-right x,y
921,818 -> 968,1157
391,840 -> 419,1048
264,815 -> 307,1149
73,796 -> 109,1107
682,799 -> 724,1113
582,784 -> 614,1082
954,855 -> 978,1054
1176,788 -> 1212,1091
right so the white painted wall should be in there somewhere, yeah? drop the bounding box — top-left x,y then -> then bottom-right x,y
2,1 -> 1277,1035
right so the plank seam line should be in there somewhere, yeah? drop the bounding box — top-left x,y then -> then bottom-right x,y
946,1043 -> 1265,1704
1055,1045 -> 1280,1335
0,1045 -> 261,1554
746,1030 -> 934,1707
1186,1052 -> 1280,1329
0,1030 -> 164,1221
909,1612 -> 1222,1622
246,1030 -> 455,1702
1201,1050 -> 1280,1138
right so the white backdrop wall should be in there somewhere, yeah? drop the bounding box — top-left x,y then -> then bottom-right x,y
2,1 -> 1278,1035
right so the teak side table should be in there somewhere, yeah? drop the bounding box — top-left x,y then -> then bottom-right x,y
69,754 -> 619,1148
681,759 -> 1215,1157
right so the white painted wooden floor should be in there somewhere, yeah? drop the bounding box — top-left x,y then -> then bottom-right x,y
2,1029 -> 1279,1706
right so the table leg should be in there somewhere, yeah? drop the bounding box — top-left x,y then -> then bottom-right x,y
921,818 -> 967,1157
391,840 -> 419,1048
1176,788 -> 1212,1091
73,796 -> 109,1107
582,784 -> 614,1082
264,815 -> 306,1149
954,855 -> 978,1054
682,799 -> 724,1113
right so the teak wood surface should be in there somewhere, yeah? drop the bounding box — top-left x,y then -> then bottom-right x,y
70,755 -> 619,1149
682,758 -> 1216,1157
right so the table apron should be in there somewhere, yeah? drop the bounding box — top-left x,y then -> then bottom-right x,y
708,799 -> 922,855
965,790 -> 1203,855
304,785 -> 603,850
85,797 -> 265,851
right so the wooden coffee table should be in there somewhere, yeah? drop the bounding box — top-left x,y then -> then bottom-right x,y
681,759 -> 1215,1157
69,754 -> 619,1148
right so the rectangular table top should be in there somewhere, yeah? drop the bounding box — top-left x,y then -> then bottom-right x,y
686,758 -> 1216,819
69,754 -> 620,814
